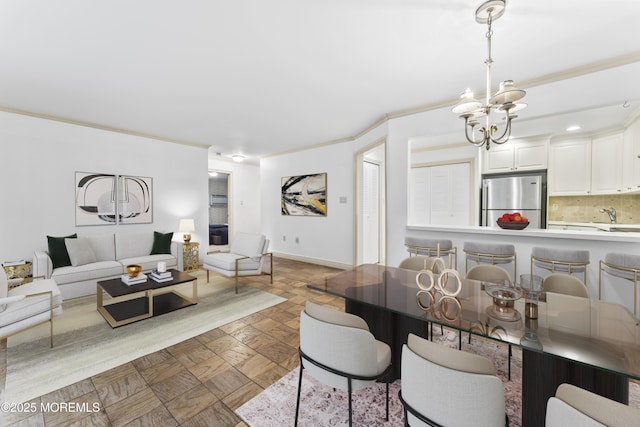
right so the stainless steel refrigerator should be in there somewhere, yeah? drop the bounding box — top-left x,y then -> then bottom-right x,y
481,173 -> 547,228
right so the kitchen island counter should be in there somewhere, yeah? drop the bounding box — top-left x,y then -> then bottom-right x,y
406,224 -> 640,314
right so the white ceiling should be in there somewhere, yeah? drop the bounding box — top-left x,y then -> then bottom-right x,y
1,0 -> 640,161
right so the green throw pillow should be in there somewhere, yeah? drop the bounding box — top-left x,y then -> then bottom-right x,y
150,231 -> 173,255
47,234 -> 77,269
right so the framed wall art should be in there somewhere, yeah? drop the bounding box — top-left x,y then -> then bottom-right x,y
75,172 -> 153,226
281,173 -> 327,216
75,172 -> 117,226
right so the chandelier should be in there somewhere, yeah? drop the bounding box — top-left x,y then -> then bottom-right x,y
452,0 -> 526,150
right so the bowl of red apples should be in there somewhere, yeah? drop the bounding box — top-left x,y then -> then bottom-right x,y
497,212 -> 529,230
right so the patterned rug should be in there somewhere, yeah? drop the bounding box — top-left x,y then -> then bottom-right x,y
237,330 -> 640,426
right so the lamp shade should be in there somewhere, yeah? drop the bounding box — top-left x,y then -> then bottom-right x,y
179,219 -> 195,233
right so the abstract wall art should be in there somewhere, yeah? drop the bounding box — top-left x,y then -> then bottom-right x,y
75,172 -> 153,226
281,173 -> 327,216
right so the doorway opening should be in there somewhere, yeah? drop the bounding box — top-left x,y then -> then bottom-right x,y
356,140 -> 386,265
208,170 -> 232,252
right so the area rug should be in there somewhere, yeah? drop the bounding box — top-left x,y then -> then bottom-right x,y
237,330 -> 640,427
5,278 -> 285,404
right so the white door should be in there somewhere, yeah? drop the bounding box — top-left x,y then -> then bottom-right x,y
362,160 -> 380,264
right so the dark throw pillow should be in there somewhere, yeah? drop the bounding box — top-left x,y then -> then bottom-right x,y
150,231 -> 173,255
47,234 -> 78,269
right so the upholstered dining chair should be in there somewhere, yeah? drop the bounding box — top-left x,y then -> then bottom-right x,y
543,273 -> 589,298
398,256 -> 446,273
465,264 -> 513,380
399,333 -> 507,427
546,383 -> 640,426
295,301 -> 392,427
0,268 -> 63,347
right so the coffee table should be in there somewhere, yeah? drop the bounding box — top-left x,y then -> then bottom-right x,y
97,269 -> 197,328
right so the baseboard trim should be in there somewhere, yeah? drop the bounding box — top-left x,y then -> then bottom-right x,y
272,252 -> 352,270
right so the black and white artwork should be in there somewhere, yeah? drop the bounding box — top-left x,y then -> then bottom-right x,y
75,172 -> 153,225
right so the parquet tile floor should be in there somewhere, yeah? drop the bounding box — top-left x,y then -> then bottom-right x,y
1,258 -> 344,427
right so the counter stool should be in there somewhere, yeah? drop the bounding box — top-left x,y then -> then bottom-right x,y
530,247 -> 589,284
405,237 -> 457,268
599,253 -> 640,317
463,241 -> 516,279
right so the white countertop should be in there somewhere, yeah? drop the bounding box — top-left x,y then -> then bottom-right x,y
548,221 -> 640,232
407,224 -> 640,242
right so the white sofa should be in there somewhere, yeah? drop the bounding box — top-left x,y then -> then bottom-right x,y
33,232 -> 179,300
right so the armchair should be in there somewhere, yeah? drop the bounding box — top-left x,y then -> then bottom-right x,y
0,268 -> 63,347
203,232 -> 273,293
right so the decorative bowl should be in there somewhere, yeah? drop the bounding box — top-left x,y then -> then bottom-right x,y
485,285 -> 522,307
126,264 -> 142,278
497,221 -> 529,230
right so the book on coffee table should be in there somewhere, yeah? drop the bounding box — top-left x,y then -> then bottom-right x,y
121,273 -> 147,285
150,270 -> 173,282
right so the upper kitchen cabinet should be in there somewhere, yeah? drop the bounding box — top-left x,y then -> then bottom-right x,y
549,137 -> 591,195
591,132 -> 624,194
623,118 -> 640,192
482,138 -> 548,174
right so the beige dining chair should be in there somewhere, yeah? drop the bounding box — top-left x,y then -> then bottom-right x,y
295,302 -> 392,427
399,333 -> 507,427
546,383 -> 640,426
465,264 -> 513,380
543,273 -> 589,298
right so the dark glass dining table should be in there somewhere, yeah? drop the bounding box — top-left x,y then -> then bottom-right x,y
308,264 -> 640,427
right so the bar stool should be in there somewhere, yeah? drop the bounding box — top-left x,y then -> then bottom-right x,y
530,247 -> 589,284
599,253 -> 640,317
405,237 -> 457,268
463,241 -> 516,280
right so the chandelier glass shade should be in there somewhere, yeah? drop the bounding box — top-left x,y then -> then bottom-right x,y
452,0 -> 526,150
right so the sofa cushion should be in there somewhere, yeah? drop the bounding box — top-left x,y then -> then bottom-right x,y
51,261 -> 123,285
119,254 -> 177,273
65,237 -> 97,267
230,233 -> 266,258
151,231 -> 174,255
115,233 -> 153,260
47,234 -> 77,269
85,234 -> 116,262
204,252 -> 261,272
1,279 -> 62,327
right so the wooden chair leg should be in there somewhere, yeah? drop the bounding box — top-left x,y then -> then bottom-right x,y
206,270 -> 210,283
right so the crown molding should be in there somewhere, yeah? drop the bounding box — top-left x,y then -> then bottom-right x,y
0,106 -> 211,149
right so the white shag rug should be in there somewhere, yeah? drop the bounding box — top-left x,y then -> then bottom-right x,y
5,278 -> 285,404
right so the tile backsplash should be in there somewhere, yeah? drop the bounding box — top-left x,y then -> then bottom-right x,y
549,194 -> 640,224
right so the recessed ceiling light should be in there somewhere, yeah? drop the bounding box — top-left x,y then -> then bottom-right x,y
231,154 -> 245,162
566,125 -> 581,132
209,171 -> 218,177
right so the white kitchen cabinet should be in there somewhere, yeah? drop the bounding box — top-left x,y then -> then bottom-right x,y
549,138 -> 591,195
591,132 -> 623,194
623,118 -> 640,191
482,138 -> 548,174
408,162 -> 471,226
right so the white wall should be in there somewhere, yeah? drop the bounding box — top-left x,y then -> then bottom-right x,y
207,158 -> 262,236
0,111 -> 209,263
260,142 -> 355,268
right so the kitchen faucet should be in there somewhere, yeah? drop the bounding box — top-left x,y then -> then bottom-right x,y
599,207 -> 617,223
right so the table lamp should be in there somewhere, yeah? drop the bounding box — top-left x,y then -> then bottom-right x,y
179,219 -> 195,243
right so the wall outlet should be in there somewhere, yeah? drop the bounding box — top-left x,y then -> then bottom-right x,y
283,235 -> 286,241
295,237 -> 299,244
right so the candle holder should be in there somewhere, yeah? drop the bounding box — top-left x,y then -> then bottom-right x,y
519,274 -> 543,319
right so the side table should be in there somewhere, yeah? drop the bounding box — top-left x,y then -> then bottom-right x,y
182,242 -> 200,272
2,260 -> 33,289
